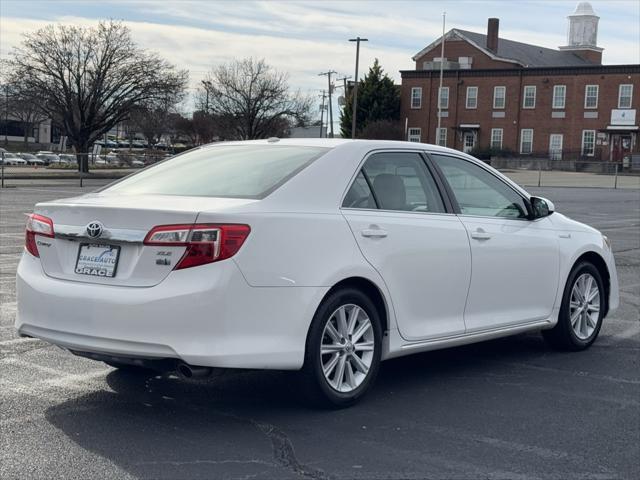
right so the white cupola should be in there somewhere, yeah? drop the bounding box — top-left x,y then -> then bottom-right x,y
566,2 -> 599,47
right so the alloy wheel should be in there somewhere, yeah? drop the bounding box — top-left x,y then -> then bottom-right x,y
569,273 -> 601,340
320,304 -> 375,393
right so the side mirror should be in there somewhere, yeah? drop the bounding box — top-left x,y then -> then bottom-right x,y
530,196 -> 555,219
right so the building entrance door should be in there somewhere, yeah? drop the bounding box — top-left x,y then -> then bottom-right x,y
611,134 -> 632,163
463,131 -> 475,153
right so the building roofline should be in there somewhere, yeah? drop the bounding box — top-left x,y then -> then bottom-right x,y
400,63 -> 640,78
411,29 -> 523,66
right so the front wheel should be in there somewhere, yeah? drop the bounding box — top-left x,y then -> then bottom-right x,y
543,261 -> 605,351
300,288 -> 382,408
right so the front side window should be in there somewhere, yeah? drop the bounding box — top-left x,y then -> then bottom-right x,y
619,84 -> 633,108
436,127 -> 447,147
585,85 -> 599,109
581,130 -> 596,156
466,86 -> 478,109
493,86 -> 506,109
520,129 -> 534,154
491,128 -> 503,149
343,152 -> 445,213
431,154 -> 529,219
407,128 -> 421,142
523,86 -> 536,109
104,145 -> 328,198
411,87 -> 422,109
552,85 -> 566,109
439,87 -> 449,109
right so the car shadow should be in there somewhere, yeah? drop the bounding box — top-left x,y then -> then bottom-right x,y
43,332 -> 557,479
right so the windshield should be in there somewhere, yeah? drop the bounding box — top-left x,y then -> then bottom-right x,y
103,145 -> 329,198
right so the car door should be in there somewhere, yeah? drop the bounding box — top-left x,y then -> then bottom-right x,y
341,150 -> 471,341
430,153 -> 560,333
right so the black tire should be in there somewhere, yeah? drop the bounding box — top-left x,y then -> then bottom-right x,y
299,287 -> 382,408
542,261 -> 605,351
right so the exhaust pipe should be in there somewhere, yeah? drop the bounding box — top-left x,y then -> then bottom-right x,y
176,362 -> 212,379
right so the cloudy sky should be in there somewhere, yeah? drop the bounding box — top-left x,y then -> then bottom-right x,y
1,0 -> 638,116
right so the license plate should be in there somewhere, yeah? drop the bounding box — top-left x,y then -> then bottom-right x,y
75,243 -> 120,278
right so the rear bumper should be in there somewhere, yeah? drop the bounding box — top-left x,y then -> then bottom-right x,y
16,253 -> 327,370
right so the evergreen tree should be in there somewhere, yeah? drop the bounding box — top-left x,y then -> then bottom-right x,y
340,59 -> 400,138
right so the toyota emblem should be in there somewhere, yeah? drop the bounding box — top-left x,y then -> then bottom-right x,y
86,221 -> 104,238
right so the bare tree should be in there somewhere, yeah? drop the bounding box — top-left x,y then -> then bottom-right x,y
8,21 -> 188,172
128,86 -> 186,148
199,58 -> 310,140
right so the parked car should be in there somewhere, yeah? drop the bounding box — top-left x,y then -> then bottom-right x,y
131,159 -> 145,168
59,154 -> 77,164
16,139 -> 619,407
36,152 -> 61,165
1,152 -> 27,165
18,153 -> 45,166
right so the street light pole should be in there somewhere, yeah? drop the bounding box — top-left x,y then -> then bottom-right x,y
349,37 -> 368,139
319,71 -> 336,138
319,90 -> 327,138
437,12 -> 446,145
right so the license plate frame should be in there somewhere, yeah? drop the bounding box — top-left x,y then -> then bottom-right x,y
75,243 -> 121,278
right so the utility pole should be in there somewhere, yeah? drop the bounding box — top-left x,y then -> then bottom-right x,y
318,90 -> 327,138
437,12 -> 446,145
201,80 -> 212,113
349,37 -> 368,139
319,70 -> 336,138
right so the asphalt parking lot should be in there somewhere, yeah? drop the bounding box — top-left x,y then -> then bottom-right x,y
1,184 -> 638,480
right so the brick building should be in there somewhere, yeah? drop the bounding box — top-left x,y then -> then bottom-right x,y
400,2 -> 639,163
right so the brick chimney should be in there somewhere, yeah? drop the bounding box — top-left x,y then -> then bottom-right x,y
487,18 -> 499,54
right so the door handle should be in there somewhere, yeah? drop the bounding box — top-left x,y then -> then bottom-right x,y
470,228 -> 492,240
361,228 -> 388,238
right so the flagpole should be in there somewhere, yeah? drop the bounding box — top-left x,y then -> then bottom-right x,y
437,11 -> 446,144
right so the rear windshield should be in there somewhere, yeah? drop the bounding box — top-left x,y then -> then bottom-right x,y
103,145 -> 329,198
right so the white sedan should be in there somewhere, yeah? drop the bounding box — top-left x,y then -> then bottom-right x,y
16,139 -> 619,406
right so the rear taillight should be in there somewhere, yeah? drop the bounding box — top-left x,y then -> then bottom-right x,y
144,224 -> 250,270
25,213 -> 54,257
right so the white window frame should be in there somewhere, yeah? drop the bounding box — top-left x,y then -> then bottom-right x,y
552,85 -> 566,109
490,128 -> 503,149
493,86 -> 506,109
520,129 -> 533,154
410,87 -> 422,109
435,127 -> 447,147
439,87 -> 449,109
584,85 -> 599,109
549,134 -> 563,161
465,86 -> 478,109
581,130 -> 596,157
523,86 -> 536,109
407,127 -> 421,142
618,84 -> 633,109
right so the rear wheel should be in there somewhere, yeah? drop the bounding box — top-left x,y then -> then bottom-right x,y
543,261 -> 605,351
300,288 -> 382,408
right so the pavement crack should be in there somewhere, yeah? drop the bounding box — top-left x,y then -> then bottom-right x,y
251,421 -> 331,480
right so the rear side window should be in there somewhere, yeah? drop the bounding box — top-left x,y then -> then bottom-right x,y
343,152 -> 445,213
104,145 -> 329,198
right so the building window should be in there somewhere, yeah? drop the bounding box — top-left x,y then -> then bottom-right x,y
523,86 -> 536,109
618,84 -> 633,109
552,85 -> 566,109
435,127 -> 447,147
549,134 -> 563,160
490,128 -> 503,149
458,56 -> 473,69
439,87 -> 449,109
520,129 -> 533,154
466,86 -> 478,109
407,128 -> 421,142
411,87 -> 422,109
581,130 -> 596,156
584,85 -> 599,109
493,86 -> 506,109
